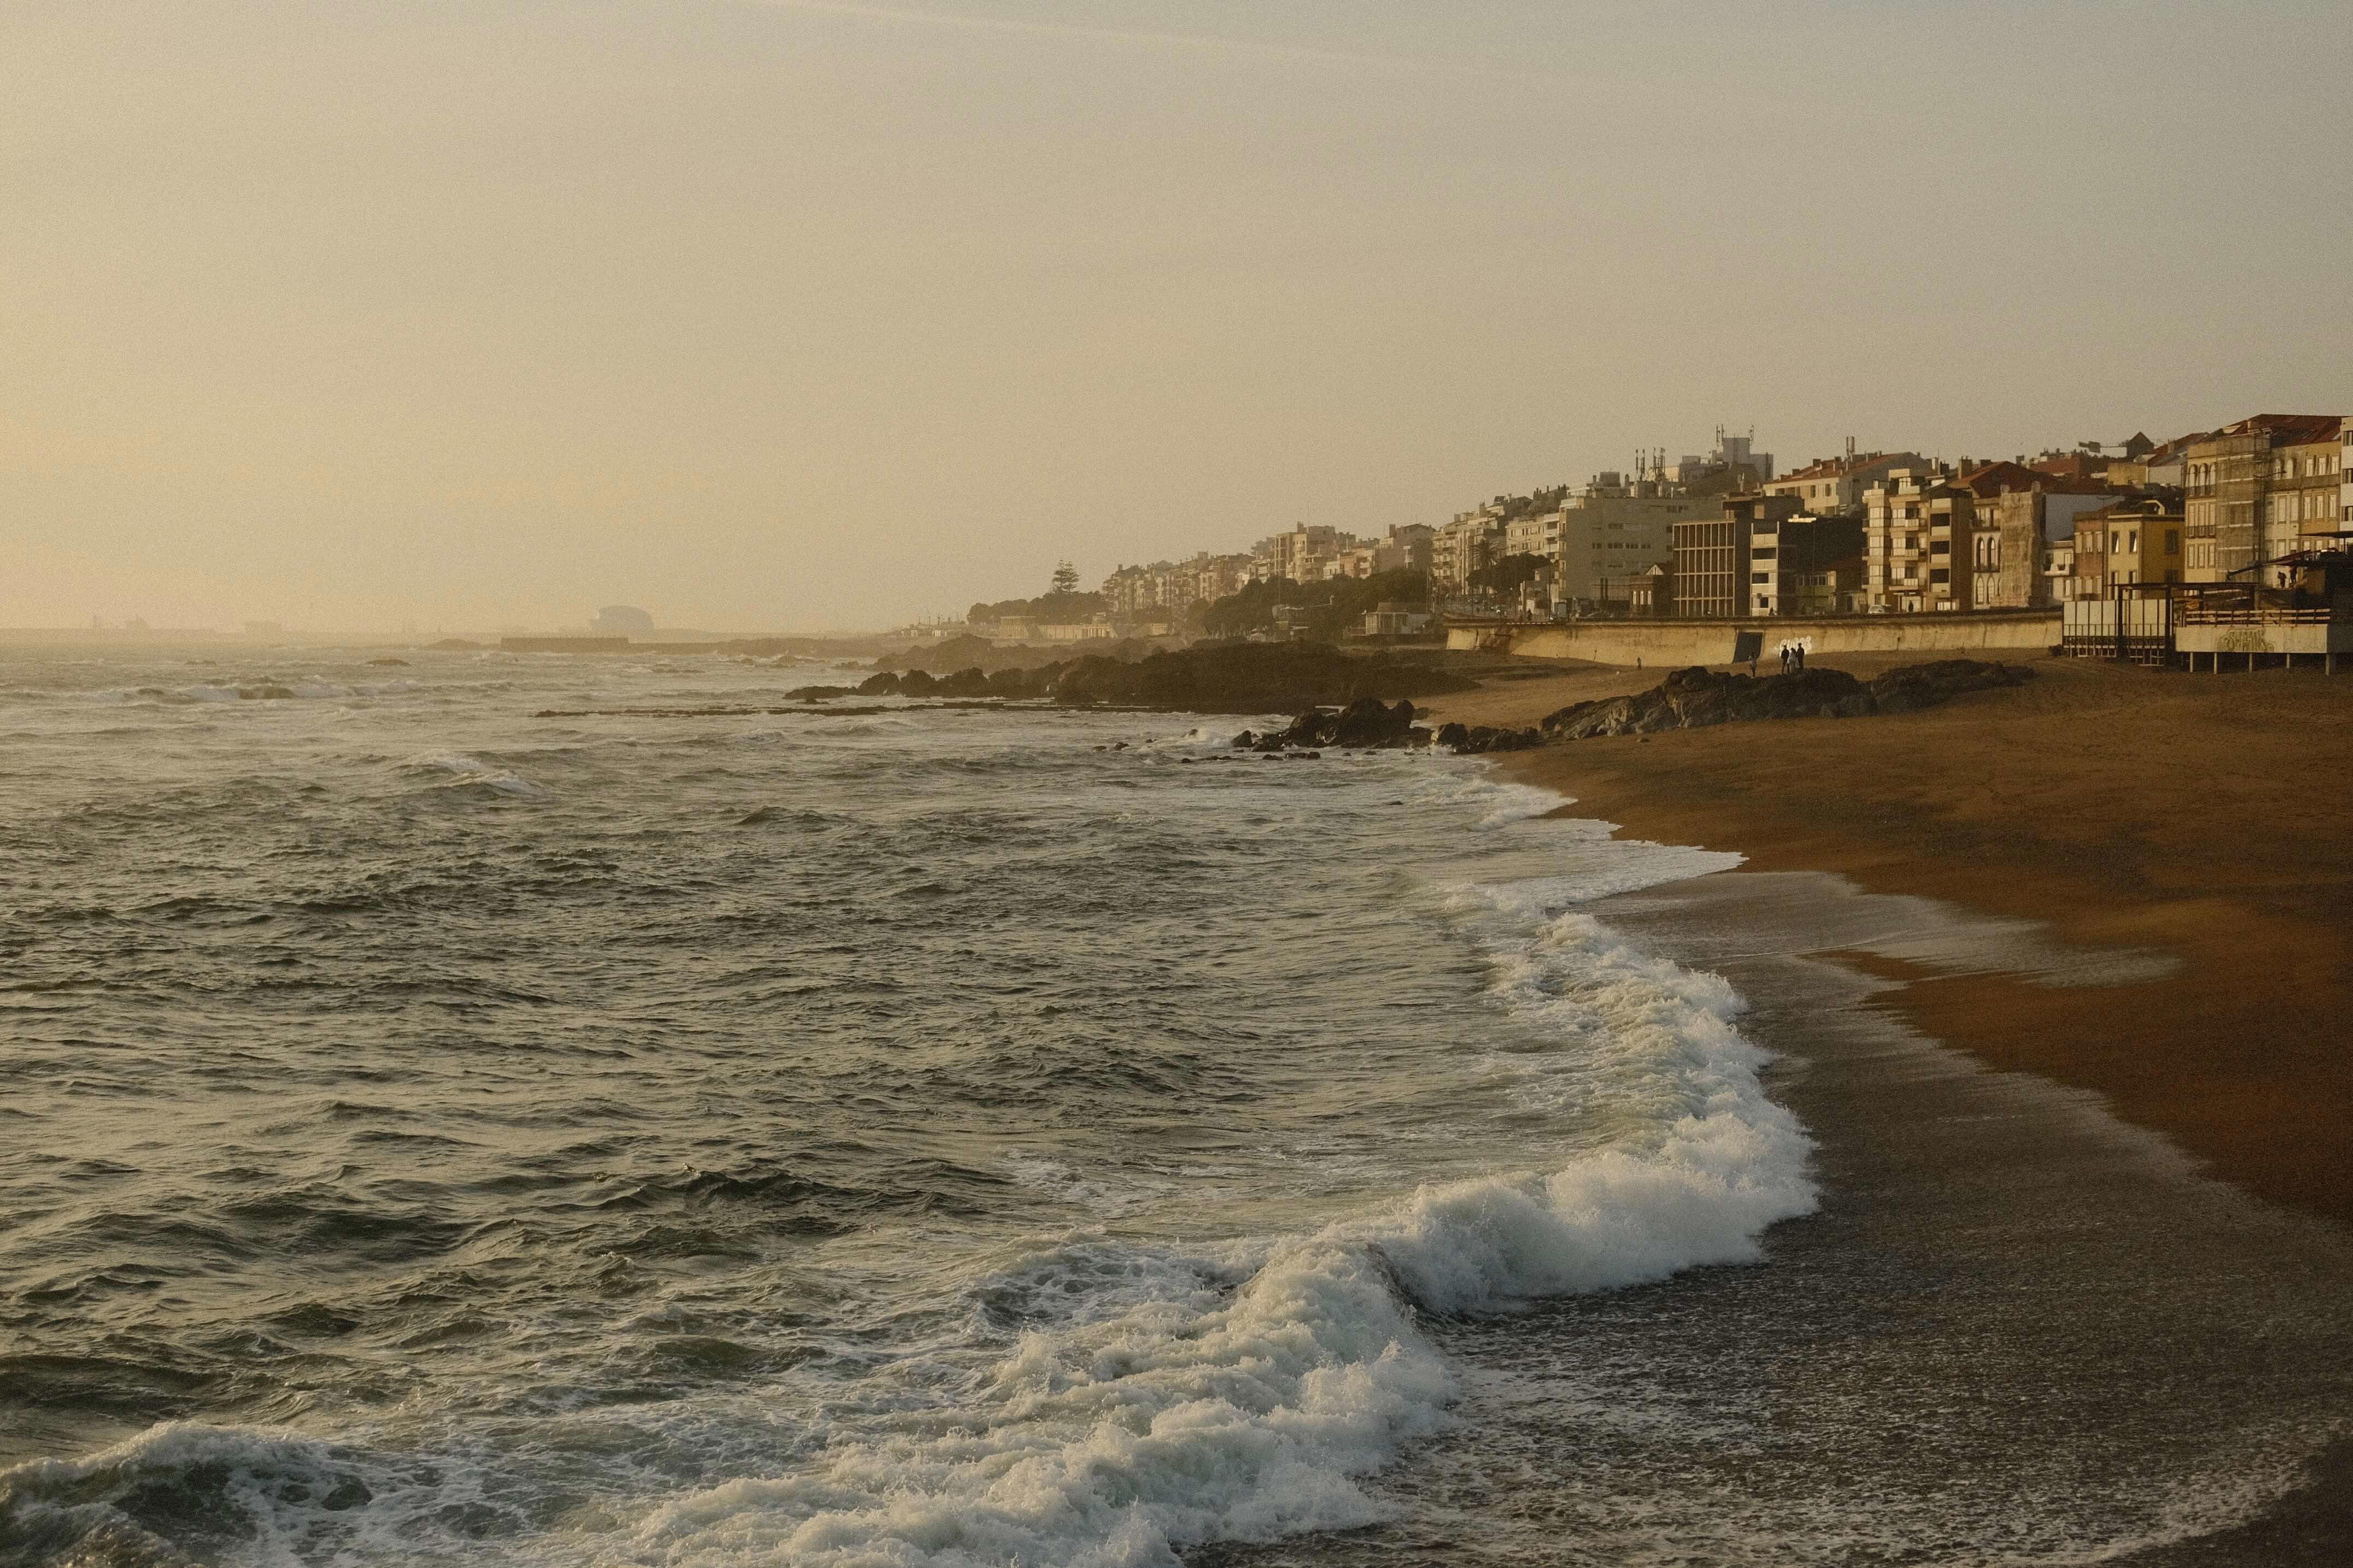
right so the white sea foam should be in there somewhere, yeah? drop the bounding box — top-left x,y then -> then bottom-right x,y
613,894 -> 1816,1568
406,751 -> 545,797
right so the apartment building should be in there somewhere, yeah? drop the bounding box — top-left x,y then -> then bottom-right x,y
2270,423 -> 2345,571
1556,475 -> 1715,603
1864,467 -> 1972,612
1977,486 -> 2123,607
2184,414 -> 2342,584
1754,512 -> 1866,616
2071,498 -> 2184,595
1765,448 -> 1927,515
1249,524 -> 1358,584
1673,494 -> 1800,618
1504,507 -> 1565,563
2343,425 -> 2353,530
1377,524 -> 1435,576
1866,460 -> 2124,612
1432,511 -> 1505,594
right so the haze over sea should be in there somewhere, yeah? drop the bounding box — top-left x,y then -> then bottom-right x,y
2,648 -> 2345,1566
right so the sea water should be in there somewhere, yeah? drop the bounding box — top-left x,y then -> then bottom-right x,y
0,648 -> 1800,1566
2,648 -> 2343,1567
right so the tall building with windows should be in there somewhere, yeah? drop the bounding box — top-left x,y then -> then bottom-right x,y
2183,414 -> 2342,584
1673,493 -> 1800,618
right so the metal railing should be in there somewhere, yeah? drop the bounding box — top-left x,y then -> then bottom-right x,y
2176,607 -> 2339,626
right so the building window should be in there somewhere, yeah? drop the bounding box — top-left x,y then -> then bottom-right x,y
2165,530 -> 2178,553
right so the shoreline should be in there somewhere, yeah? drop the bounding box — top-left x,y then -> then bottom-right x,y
1423,653 -> 2353,1235
1573,867 -> 2353,1564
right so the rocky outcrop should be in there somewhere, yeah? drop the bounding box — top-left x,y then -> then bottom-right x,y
1051,642 -> 1477,713
1864,657 -> 2036,713
1433,722 -> 1544,755
1530,659 -> 2032,746
1231,697 -> 1425,753
835,644 -> 1478,713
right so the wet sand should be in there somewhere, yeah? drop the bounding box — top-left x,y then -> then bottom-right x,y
1202,868 -> 2353,1565
1391,653 -> 2353,1560
1427,655 -> 2353,1234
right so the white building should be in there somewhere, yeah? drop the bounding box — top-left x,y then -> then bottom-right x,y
1555,484 -> 1715,603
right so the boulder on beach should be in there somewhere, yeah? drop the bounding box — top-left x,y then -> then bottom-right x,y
1519,658 -> 2033,749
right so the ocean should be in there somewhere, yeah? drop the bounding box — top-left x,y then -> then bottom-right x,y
2,647 -> 2347,1567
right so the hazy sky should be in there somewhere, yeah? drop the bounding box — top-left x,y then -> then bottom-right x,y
7,1 -> 2349,633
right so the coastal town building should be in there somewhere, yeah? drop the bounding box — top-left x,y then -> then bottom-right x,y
2071,498 -> 2183,596
2027,448 -> 2110,485
1376,524 -> 1435,577
1753,512 -> 1866,616
1864,467 -> 1969,612
1673,493 -> 1800,618
1432,509 -> 1505,594
1657,428 -> 1775,489
1555,472 -> 1716,605
1624,561 -> 1673,616
2343,425 -> 2353,528
2272,424 -> 2345,574
2184,414 -> 2343,585
1977,486 -> 2123,606
1360,601 -> 1432,637
1764,446 -> 1927,515
1865,460 -> 2128,612
2104,431 -> 2202,489
2044,532 -> 2075,603
1505,506 -> 1565,563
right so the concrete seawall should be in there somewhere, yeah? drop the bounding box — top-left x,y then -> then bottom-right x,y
1447,610 -> 2061,667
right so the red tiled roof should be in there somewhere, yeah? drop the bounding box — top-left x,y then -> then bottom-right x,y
2138,431 -> 2210,464
1957,460 -> 2115,497
2220,413 -> 2342,445
1955,460 -> 2045,497
1769,451 -> 1905,485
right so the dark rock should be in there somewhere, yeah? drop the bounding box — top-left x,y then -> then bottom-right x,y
1866,659 -> 2032,713
1437,723 -> 1542,755
895,668 -> 939,697
1047,642 -> 1475,714
857,672 -> 900,695
932,666 -> 992,697
1535,658 -> 2030,745
1329,696 -> 1417,748
785,685 -> 862,701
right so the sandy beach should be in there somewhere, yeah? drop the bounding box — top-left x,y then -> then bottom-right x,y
1398,651 -> 2353,1560
1421,653 -> 2353,1231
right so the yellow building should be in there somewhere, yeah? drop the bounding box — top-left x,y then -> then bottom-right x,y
2071,498 -> 2184,593
2184,414 -> 2342,584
